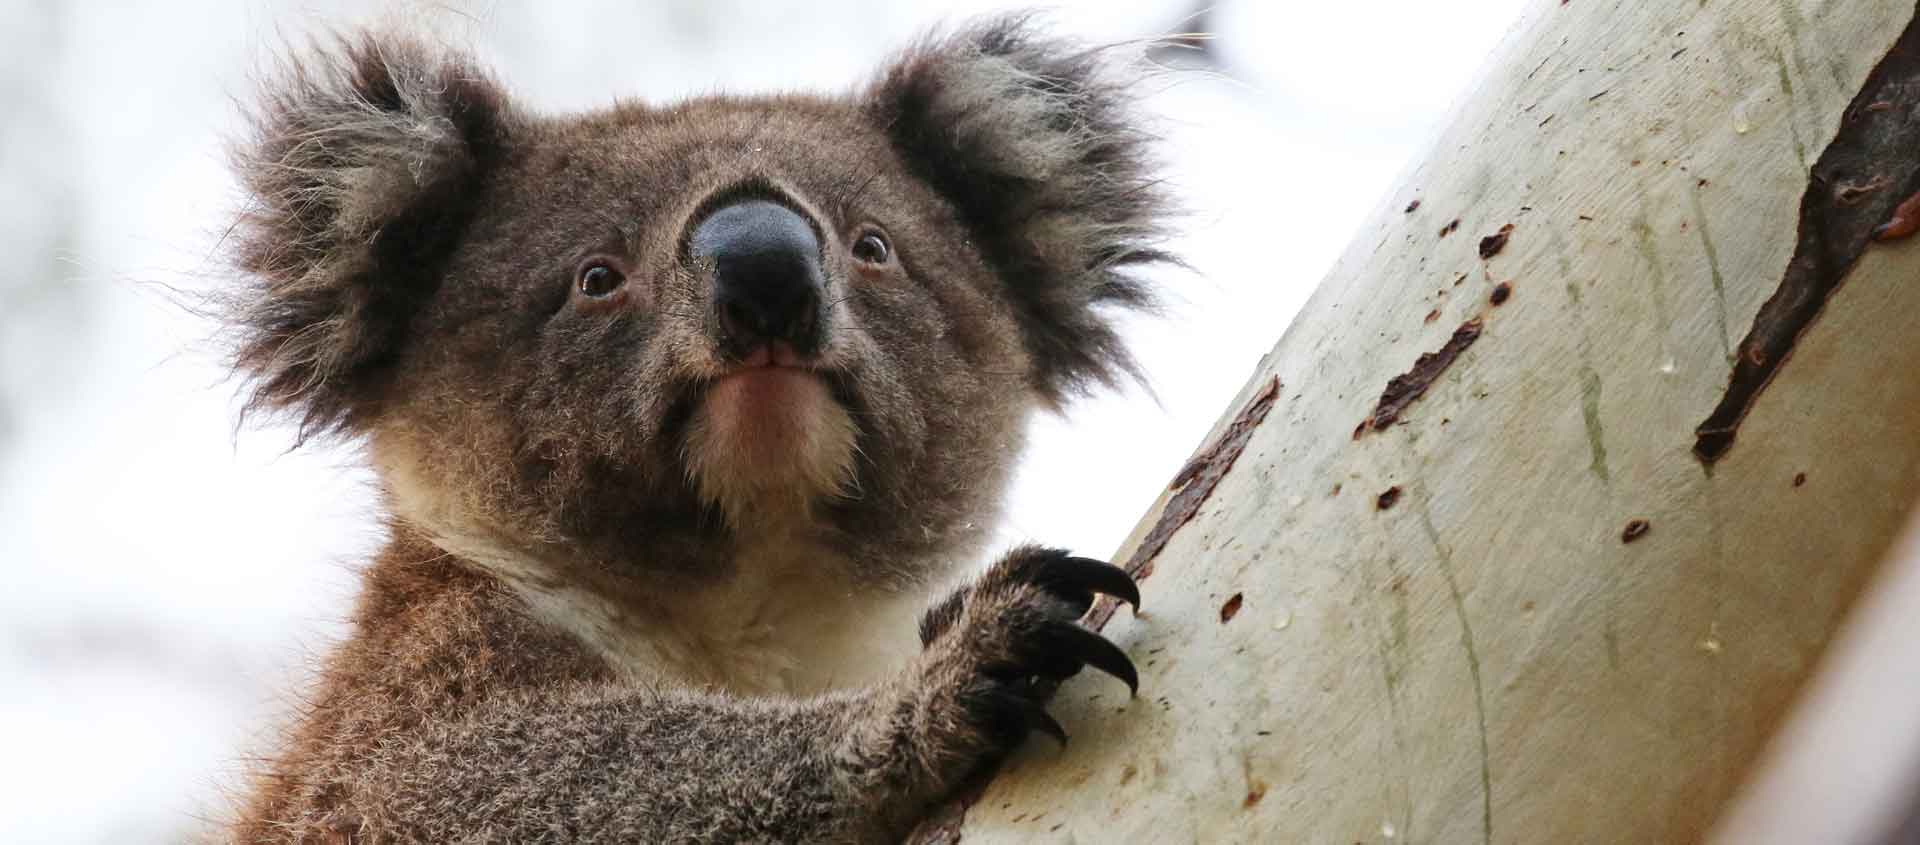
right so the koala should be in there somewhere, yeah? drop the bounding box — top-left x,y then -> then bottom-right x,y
222,14 -> 1172,843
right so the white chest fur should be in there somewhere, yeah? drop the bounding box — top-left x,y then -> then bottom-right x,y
456,532 -> 929,696
605,534 -> 925,694
378,422 -> 932,695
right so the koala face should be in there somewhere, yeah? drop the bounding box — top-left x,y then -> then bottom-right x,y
226,19 -> 1172,585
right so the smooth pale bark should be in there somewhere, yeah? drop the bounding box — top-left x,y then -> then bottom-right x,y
1712,508 -> 1920,844
918,0 -> 1920,841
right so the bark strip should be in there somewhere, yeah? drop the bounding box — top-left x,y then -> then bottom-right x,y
1695,12 -> 1920,464
1086,375 -> 1280,630
1358,319 -> 1484,437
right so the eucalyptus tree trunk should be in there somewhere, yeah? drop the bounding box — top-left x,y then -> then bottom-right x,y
914,0 -> 1920,841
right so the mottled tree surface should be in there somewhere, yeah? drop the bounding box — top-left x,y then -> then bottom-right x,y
917,1 -> 1920,841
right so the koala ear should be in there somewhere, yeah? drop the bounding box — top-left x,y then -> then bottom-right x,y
868,15 -> 1176,403
226,31 -> 512,441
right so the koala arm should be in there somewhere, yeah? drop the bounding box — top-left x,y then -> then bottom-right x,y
344,684 -> 906,842
269,546 -> 1138,844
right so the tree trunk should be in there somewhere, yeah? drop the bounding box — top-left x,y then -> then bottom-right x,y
915,0 -> 1920,841
1712,508 -> 1920,843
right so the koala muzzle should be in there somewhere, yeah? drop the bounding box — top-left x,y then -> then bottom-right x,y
691,200 -> 826,363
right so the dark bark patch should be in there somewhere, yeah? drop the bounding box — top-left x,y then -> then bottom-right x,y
1219,592 -> 1244,623
1358,319 -> 1484,436
1695,15 -> 1920,464
1621,519 -> 1651,543
1478,223 -> 1515,259
1082,376 -> 1281,633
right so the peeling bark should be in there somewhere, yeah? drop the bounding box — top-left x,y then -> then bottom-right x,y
1100,375 -> 1278,609
1478,223 -> 1516,259
1358,319 -> 1484,437
1696,10 -> 1920,464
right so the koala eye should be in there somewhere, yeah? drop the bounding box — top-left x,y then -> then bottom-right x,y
576,260 -> 627,298
851,231 -> 892,265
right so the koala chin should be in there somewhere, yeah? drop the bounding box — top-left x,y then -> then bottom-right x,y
222,14 -> 1174,843
686,370 -> 859,521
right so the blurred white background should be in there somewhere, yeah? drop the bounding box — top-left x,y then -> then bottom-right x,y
0,0 -> 1528,840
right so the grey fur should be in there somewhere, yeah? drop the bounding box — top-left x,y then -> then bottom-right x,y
222,16 -> 1170,843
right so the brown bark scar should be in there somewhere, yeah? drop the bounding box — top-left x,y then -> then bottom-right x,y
1087,375 -> 1281,630
1219,592 -> 1245,623
1695,15 -> 1920,464
1357,319 -> 1485,437
1621,519 -> 1651,543
1478,223 -> 1515,259
1872,189 -> 1920,240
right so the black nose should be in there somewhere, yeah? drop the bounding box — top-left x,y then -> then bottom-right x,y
691,199 -> 825,361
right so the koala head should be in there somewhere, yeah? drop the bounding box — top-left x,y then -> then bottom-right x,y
225,17 -> 1173,586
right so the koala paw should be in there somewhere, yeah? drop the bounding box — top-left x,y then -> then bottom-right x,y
912,546 -> 1139,759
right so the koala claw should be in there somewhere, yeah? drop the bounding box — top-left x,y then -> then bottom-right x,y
1032,555 -> 1142,614
976,613 -> 1138,697
1029,703 -> 1071,747
1034,620 -> 1139,695
924,546 -> 1141,756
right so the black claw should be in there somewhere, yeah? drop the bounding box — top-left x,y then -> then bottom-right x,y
1052,622 -> 1139,696
1030,706 -> 1069,746
1051,556 -> 1141,609
967,686 -> 1037,748
1009,646 -> 1084,682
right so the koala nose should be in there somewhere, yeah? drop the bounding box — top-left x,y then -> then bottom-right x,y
691,199 -> 826,362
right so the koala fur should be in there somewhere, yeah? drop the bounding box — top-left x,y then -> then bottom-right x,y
223,15 -> 1172,843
